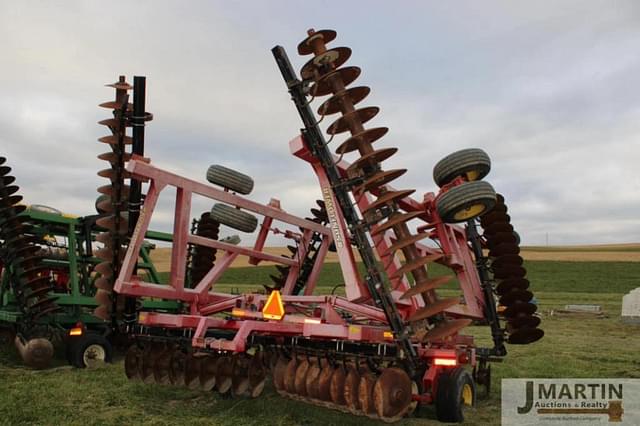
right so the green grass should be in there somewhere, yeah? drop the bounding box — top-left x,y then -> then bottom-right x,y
1,261 -> 639,425
160,260 -> 640,295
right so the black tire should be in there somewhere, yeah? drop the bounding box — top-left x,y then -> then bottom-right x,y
28,204 -> 62,215
433,148 -> 491,187
210,203 -> 258,233
437,181 -> 496,223
95,194 -> 109,214
67,333 -> 113,368
206,165 -> 254,195
436,367 -> 476,423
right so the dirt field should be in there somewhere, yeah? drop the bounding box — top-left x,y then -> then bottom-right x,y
149,243 -> 640,272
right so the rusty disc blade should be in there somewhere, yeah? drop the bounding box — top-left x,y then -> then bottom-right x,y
124,345 -> 142,380
94,262 -> 114,278
507,315 -> 541,330
298,29 -> 337,55
347,148 -> 398,175
1,185 -> 19,197
168,351 -> 187,386
389,254 -> 443,280
422,318 -> 472,342
499,289 -> 533,306
94,289 -> 112,306
487,231 -> 518,248
496,278 -> 530,295
247,354 -> 267,398
408,297 -> 459,322
301,47 -> 352,79
98,135 -> 133,145
293,359 -> 310,396
401,276 -> 453,299
95,231 -> 115,245
199,355 -> 218,390
97,183 -> 130,198
491,254 -> 523,269
98,168 -> 132,181
484,222 -> 514,236
480,211 -> 511,226
373,367 -> 413,419
96,214 -> 128,234
317,86 -> 370,116
344,366 -> 361,412
99,100 -> 133,110
358,372 -> 377,414
363,189 -> 415,214
94,247 -> 125,263
489,243 -> 520,258
371,211 -> 423,235
386,232 -> 428,255
504,301 -> 537,318
215,355 -> 234,394
356,168 -> 407,193
153,348 -> 173,385
1,194 -> 22,207
508,327 -> 544,344
305,359 -> 322,399
183,354 -> 203,389
105,81 -> 132,90
272,356 -> 289,392
93,304 -> 110,320
317,364 -> 335,401
231,356 -> 250,396
327,107 -> 380,135
98,151 -> 132,164
140,346 -> 158,384
329,366 -> 347,405
283,358 -> 298,393
311,66 -> 361,97
335,127 -> 389,154
493,263 -> 526,279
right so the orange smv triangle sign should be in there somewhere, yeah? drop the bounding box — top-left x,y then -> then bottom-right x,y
262,290 -> 285,320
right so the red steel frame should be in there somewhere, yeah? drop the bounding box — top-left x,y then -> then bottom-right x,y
114,137 -> 490,396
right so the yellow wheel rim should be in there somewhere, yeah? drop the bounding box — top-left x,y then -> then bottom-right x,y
462,383 -> 473,406
465,170 -> 480,181
453,203 -> 486,221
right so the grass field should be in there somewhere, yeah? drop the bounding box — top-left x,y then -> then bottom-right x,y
1,260 -> 639,425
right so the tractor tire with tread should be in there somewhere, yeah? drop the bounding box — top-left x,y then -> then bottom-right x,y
437,181 -> 496,223
210,203 -> 258,233
435,367 -> 476,423
67,333 -> 113,368
206,165 -> 254,195
433,148 -> 491,187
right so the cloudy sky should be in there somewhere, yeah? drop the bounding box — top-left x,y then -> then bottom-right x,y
1,1 -> 638,245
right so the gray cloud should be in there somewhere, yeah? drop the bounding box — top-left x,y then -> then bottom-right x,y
1,1 -> 639,246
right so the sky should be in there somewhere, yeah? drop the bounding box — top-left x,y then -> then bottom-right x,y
1,0 -> 639,246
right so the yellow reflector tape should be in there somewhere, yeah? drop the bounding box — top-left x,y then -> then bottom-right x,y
262,290 -> 285,320
69,327 -> 83,336
231,308 -> 246,317
383,331 -> 394,340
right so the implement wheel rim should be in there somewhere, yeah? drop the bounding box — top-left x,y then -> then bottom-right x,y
462,383 -> 473,406
83,343 -> 106,367
453,203 -> 486,221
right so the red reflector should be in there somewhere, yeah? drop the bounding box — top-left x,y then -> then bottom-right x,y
434,357 -> 457,367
